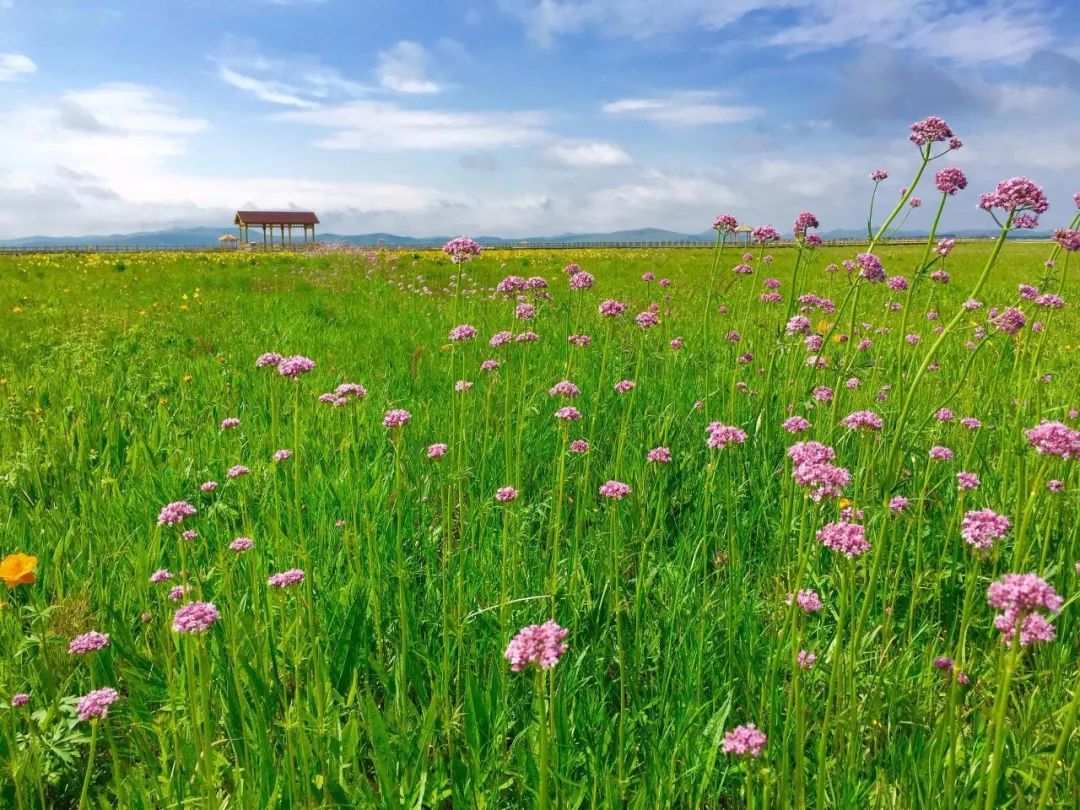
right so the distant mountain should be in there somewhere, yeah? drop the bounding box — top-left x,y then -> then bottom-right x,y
0,225 -> 1054,249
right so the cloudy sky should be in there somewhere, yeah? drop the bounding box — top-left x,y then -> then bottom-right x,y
0,0 -> 1078,237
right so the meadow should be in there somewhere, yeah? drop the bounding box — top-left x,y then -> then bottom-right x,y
2,125 -> 1080,808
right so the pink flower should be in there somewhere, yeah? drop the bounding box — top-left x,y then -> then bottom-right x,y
599,299 -> 628,317
722,723 -> 767,758
797,650 -> 817,669
172,601 -> 220,634
599,480 -> 631,500
752,225 -> 780,244
889,496 -> 910,512
449,324 -> 477,342
909,116 -> 955,146
495,486 -> 519,502
220,417 -> 240,431
817,521 -> 870,558
230,537 -> 253,553
957,471 -> 980,491
1025,421 -> 1080,459
549,380 -> 580,398
870,169 -> 888,181
442,236 -> 482,263
11,693 -> 29,707
841,411 -> 883,431
427,443 -> 448,459
569,271 -> 594,290
490,330 -> 513,348
454,380 -> 473,393
978,177 -> 1049,217
856,252 -> 885,283
514,303 -> 536,320
273,449 -> 293,462
670,337 -> 683,350
168,584 -> 191,602
181,530 -> 197,542
987,573 -> 1061,646
647,447 -> 672,463
961,508 -> 1011,551
706,423 -> 747,450
480,359 -> 500,372
792,589 -> 824,613
504,621 -> 569,672
782,416 -> 811,434
201,481 -> 217,493
934,167 -> 967,195
268,569 -> 305,588
614,380 -> 636,394
1054,228 -> 1080,252
278,355 -> 316,378
150,569 -> 172,583
554,406 -> 582,421
383,409 -> 412,428
157,501 -> 196,526
76,687 -> 119,722
568,334 -> 592,347
635,311 -> 660,329
227,465 -> 249,479
713,214 -> 738,233
569,439 -> 589,454
68,631 -> 110,656
256,352 -> 283,368
929,446 -> 954,461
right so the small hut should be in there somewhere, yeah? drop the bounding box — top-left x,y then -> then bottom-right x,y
734,223 -> 754,245
234,211 -> 319,246
218,234 -> 239,250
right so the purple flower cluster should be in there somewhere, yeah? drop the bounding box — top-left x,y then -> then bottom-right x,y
722,723 -> 767,758
752,225 -> 781,244
495,486 -> 518,502
1025,421 -> 1080,459
713,214 -> 738,233
504,621 -> 569,672
978,177 -> 1050,217
599,480 -> 632,499
157,500 -> 196,526
278,355 -> 316,378
934,167 -> 967,195
909,116 -> 955,146
383,409 -> 412,428
76,687 -> 119,722
68,631 -> 110,656
817,521 -> 870,558
706,423 -> 748,450
448,324 -> 477,342
961,508 -> 1011,551
987,573 -> 1061,647
841,411 -> 883,431
856,252 -> 885,283
172,601 -> 220,633
268,569 -> 305,588
442,236 -> 482,263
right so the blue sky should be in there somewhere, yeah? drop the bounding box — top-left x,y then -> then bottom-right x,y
0,0 -> 1078,237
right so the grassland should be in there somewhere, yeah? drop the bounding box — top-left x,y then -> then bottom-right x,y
0,238 -> 1077,808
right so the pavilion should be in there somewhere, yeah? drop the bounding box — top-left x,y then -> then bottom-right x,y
234,211 -> 319,246
733,223 -> 754,245
217,234 -> 238,249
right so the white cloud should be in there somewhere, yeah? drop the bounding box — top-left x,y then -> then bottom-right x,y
539,140 -> 632,168
0,52 -> 36,81
218,66 -> 320,108
211,41 -> 370,107
501,0 -> 1057,66
377,41 -> 440,94
277,100 -> 548,150
603,91 -> 761,126
766,0 -> 1053,66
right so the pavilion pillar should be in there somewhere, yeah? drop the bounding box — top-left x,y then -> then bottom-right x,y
263,225 -> 268,247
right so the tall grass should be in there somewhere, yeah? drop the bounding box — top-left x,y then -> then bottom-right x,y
0,153 -> 1078,805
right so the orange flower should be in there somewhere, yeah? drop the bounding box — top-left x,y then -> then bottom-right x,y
0,553 -> 37,588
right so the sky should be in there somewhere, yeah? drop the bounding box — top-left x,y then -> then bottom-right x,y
0,0 -> 1078,238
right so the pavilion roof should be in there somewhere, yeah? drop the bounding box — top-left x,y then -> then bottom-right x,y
234,211 -> 319,226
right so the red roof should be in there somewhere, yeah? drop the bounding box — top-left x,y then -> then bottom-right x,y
235,210 -> 319,226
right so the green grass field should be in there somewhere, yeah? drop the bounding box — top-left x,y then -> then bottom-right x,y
1,237 -> 1078,808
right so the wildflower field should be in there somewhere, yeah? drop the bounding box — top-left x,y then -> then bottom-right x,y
2,123 -> 1080,808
